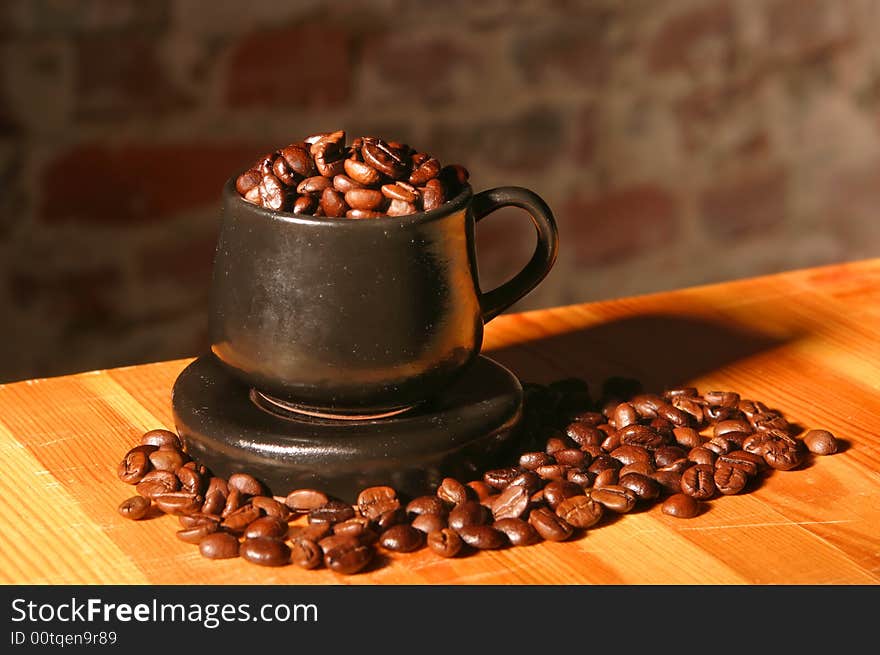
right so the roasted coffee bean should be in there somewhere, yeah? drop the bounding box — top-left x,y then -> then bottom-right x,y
344,188 -> 385,211
222,488 -> 243,517
528,507 -> 574,542
672,397 -> 705,425
554,448 -> 586,468
343,158 -> 382,186
590,485 -> 637,513
333,516 -> 378,542
380,524 -> 425,552
587,454 -> 620,474
241,538 -> 291,567
153,492 -> 202,515
714,464 -> 748,495
672,426 -> 703,449
118,448 -> 152,484
612,402 -> 639,429
309,500 -> 356,525
556,495 -> 604,528
688,446 -> 717,466
519,451 -> 555,470
593,468 -> 618,488
244,516 -> 288,540
149,448 -> 185,473
705,390 -> 740,407
803,429 -> 838,455
631,393 -> 665,417
176,467 -> 204,495
457,525 -> 507,550
363,140 -> 408,179
357,486 -> 400,521
717,450 -> 763,476
714,418 -> 753,438
179,513 -> 220,529
297,175 -> 331,194
406,495 -> 447,517
222,505 -> 262,532
706,405 -> 741,423
654,445 -> 688,467
610,445 -> 651,466
381,182 -> 419,202
491,484 -> 529,520
136,470 -> 179,498
422,178 -> 445,211
324,540 -> 373,574
288,522 -> 331,543
705,437 -> 735,455
259,174 -> 291,211
493,518 -> 541,547
680,464 -> 716,499
656,404 -> 690,427
280,144 -> 315,177
176,521 -> 219,544
332,174 -> 362,193
386,199 -> 417,216
600,430 -> 621,452
542,480 -> 584,509
566,469 -> 595,487
764,441 -> 803,470
376,507 -> 408,530
412,513 -> 447,534
228,473 -> 264,497
408,157 -> 441,185
619,473 -> 660,501
319,533 -> 353,554
618,461 -> 654,478
664,387 -> 699,399
618,424 -> 665,449
659,458 -> 692,474
117,495 -> 151,520
427,528 -> 463,558
661,493 -> 701,519
236,169 -> 261,195
199,533 -> 240,559
285,488 -> 329,513
290,538 -> 323,570
483,467 -> 521,490
545,435 -> 573,454
250,496 -> 290,520
448,501 -> 490,530
437,477 -> 470,506
320,187 -> 348,217
508,470 -> 543,494
535,464 -> 568,481
141,429 -> 181,450
565,423 -> 604,448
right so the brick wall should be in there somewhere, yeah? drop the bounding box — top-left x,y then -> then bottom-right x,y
2,0 -> 880,382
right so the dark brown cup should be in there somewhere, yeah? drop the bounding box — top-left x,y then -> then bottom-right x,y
209,179 -> 558,415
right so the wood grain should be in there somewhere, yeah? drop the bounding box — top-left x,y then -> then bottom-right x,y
2,259 -> 879,585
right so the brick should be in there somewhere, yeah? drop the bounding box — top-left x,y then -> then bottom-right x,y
226,22 -> 352,108
39,143 -> 265,224
648,2 -> 735,73
428,106 -> 564,172
566,186 -> 679,266
700,169 -> 787,240
361,33 -> 478,104
512,19 -> 613,85
75,33 -> 188,118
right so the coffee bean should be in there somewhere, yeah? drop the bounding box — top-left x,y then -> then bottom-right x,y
241,538 -> 291,567
409,157 -> 440,185
717,450 -> 763,476
422,178 -> 445,211
672,397 -> 705,425
362,140 -> 408,179
251,496 -> 290,520
199,533 -> 240,559
411,513 -> 447,534
149,448 -> 185,473
519,451 -> 555,470
309,500 -> 356,525
654,445 -> 687,468
357,486 -> 400,521
565,423 -> 604,448
117,495 -> 151,520
467,481 -> 495,503
176,467 -> 204,495
483,467 -> 521,490
680,464 -> 716,499
285,488 -> 329,513
618,472 -> 660,501
491,484 -> 529,520
705,391 -> 740,407
343,158 -> 382,186
333,517 -> 379,545
457,525 -> 507,550
427,528 -> 463,558
280,144 -> 315,177
290,538 -> 323,570
324,540 -> 374,574
714,418 -> 753,438
153,492 -> 202,515
236,169 -> 261,195
222,488 -> 243,517
437,477 -> 470,506
528,507 -> 574,542
176,522 -> 219,544
386,199 -> 418,216
618,461 -> 654,478
535,464 -> 568,481
651,470 -> 683,495
661,493 -> 701,519
179,513 -> 221,529
406,495 -> 447,518
672,426 -> 703,449
556,495 -> 604,528
612,402 -> 639,429
493,518 -> 542,547
587,454 -> 620,475
610,445 -> 651,466
297,175 -> 331,195
288,522 -> 331,543
118,448 -> 152,484
631,393 -> 665,417
344,188 -> 385,211
375,508 -> 408,530
542,480 -> 584,509
688,446 -> 717,466
380,524 -> 426,552
222,505 -> 262,532
593,468 -> 618,488
554,448 -> 586,468
320,187 -> 348,217
448,501 -> 490,530
566,469 -> 595,487
764,441 -> 803,470
664,387 -> 699,399
244,516 -> 288,540
136,470 -> 179,498
714,464 -> 748,495
141,429 -> 181,450
590,485 -> 637,513
803,429 -> 838,455
228,473 -> 264,496
381,182 -> 419,202
618,424 -> 665,449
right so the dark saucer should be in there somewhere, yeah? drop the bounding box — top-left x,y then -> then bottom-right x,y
172,354 -> 524,502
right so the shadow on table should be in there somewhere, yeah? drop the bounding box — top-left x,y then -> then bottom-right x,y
484,312 -> 801,393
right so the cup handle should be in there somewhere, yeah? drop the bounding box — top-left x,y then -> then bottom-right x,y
471,186 -> 559,322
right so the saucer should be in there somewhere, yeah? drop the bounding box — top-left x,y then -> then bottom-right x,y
171,354 -> 524,501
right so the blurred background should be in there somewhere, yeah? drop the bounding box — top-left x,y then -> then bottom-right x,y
2,0 -> 879,382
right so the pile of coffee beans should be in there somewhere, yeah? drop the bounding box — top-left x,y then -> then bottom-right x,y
115,377 -> 839,574
235,131 -> 470,218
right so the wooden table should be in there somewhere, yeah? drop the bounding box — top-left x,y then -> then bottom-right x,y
2,260 -> 879,585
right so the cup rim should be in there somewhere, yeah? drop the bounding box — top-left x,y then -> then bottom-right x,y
224,177 -> 473,227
